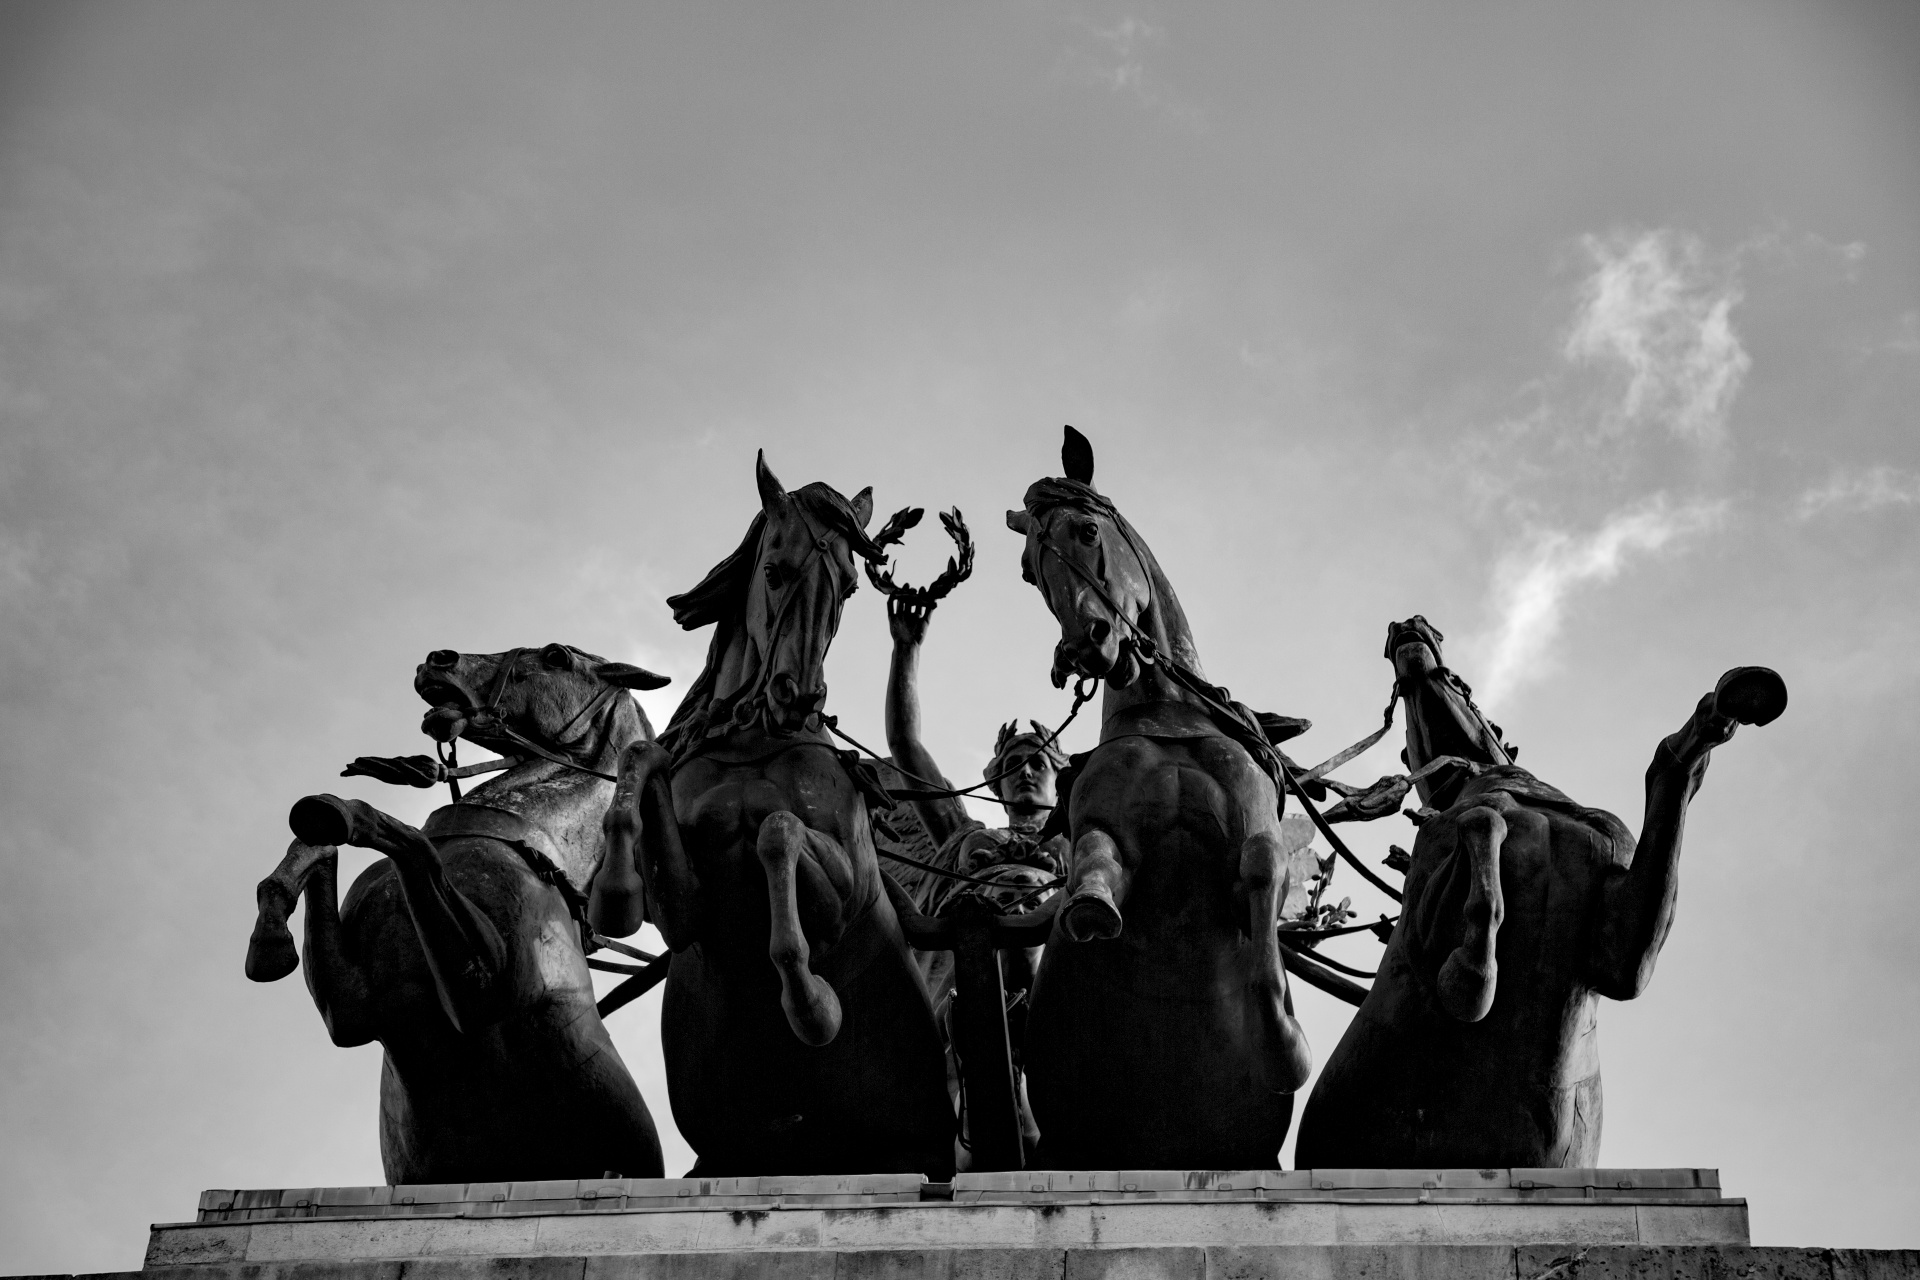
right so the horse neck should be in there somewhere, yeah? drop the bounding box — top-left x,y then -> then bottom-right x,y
1099,517 -> 1213,723
460,699 -> 643,888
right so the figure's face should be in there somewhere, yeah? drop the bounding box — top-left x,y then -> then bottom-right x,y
995,748 -> 1058,811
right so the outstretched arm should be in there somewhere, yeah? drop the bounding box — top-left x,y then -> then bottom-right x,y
884,597 -> 971,850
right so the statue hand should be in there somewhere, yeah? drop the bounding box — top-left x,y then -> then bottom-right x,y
888,595 -> 933,647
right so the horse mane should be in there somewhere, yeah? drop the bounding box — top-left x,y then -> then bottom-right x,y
1021,477 -> 1205,678
660,483 -> 882,757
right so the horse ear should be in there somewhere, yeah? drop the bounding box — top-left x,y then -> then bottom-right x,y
1062,425 -> 1095,485
850,486 -> 873,528
597,662 -> 671,691
1006,509 -> 1033,535
755,450 -> 785,511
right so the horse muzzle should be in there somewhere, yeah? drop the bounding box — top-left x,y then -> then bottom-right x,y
1052,633 -> 1139,689
421,706 -> 469,743
763,670 -> 827,731
415,663 -> 477,744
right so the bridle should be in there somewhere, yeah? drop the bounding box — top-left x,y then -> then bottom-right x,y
438,647 -> 628,792
1025,496 -> 1408,906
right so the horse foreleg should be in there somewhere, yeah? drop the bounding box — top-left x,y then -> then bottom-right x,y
755,811 -> 843,1047
1060,828 -> 1127,942
290,794 -> 509,1033
594,740 -> 701,946
1437,805 -> 1507,1021
246,839 -> 335,982
1589,679 -> 1753,999
299,851 -> 375,1047
1241,831 -> 1313,1092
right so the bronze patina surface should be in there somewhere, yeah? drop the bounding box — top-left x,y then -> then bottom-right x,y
1295,616 -> 1785,1167
1006,429 -> 1313,1169
247,645 -> 670,1183
588,453 -> 953,1178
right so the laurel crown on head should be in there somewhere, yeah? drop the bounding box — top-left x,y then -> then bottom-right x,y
984,718 -> 1069,785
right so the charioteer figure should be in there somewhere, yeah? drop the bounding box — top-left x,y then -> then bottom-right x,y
880,560 -> 1068,1165
885,597 -> 1070,920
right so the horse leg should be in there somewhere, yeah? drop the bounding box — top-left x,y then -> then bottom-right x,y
1436,804 -> 1507,1022
290,794 -> 509,1033
594,740 -> 701,945
1060,828 -> 1127,943
246,839 -> 335,982
755,811 -> 843,1047
1589,670 -> 1779,998
298,851 -> 375,1047
1240,831 -> 1314,1091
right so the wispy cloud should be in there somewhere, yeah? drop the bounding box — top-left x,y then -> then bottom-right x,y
1477,497 -> 1729,705
1796,464 -> 1920,520
1059,16 -> 1203,128
1462,229 -> 1752,707
1563,230 -> 1751,443
1875,310 -> 1920,358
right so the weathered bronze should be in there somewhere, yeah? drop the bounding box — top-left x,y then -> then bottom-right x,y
246,645 -> 670,1183
1005,428 -> 1314,1169
1294,616 -> 1786,1168
883,589 -> 1072,1170
588,453 -> 954,1177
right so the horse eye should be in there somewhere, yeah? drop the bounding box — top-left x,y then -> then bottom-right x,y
763,563 -> 782,587
1077,522 -> 1100,546
540,643 -> 572,669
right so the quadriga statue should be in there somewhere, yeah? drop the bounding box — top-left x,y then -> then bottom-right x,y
588,452 -> 954,1177
246,644 -> 671,1183
1294,616 -> 1785,1167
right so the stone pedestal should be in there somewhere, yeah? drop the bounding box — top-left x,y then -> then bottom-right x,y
16,1170 -> 1918,1280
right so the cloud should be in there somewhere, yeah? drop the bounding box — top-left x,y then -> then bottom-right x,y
1796,465 -> 1920,520
1476,496 -> 1728,706
1059,16 -> 1203,128
1877,310 -> 1920,358
1563,230 -> 1751,443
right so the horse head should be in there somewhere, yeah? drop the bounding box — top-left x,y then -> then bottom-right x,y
664,452 -> 882,742
1386,616 -> 1514,809
1007,427 -> 1168,690
415,644 -> 669,771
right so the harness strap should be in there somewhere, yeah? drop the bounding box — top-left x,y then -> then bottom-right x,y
821,674 -> 1097,809
1031,509 -> 1407,904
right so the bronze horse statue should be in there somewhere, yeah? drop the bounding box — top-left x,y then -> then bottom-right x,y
589,452 -> 954,1177
246,644 -> 670,1183
1294,616 -> 1785,1167
1005,428 -> 1313,1168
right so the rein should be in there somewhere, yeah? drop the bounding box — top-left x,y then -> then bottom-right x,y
1030,504 -> 1407,906
437,650 -> 631,791
821,673 -> 1099,808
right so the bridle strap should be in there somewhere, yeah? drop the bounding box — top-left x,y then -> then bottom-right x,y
1029,504 -> 1406,906
458,647 -> 630,786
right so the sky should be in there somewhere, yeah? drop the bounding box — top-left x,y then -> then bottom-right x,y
1,1 -> 1916,1271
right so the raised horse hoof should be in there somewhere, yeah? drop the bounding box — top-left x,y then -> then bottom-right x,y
1714,666 -> 1787,727
245,919 -> 299,983
289,795 -> 358,847
1061,892 -> 1123,943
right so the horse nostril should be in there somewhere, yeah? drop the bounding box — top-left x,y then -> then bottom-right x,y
427,650 -> 458,669
1087,619 -> 1111,646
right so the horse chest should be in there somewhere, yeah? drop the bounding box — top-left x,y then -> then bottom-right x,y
1407,802 -> 1599,1008
673,756 -> 863,858
1077,736 -> 1273,868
